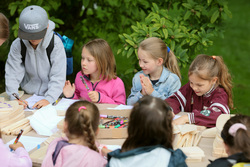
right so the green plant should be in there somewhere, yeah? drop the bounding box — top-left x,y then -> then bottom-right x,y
118,0 -> 232,76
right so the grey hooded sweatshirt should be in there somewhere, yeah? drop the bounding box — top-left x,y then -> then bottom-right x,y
5,20 -> 66,104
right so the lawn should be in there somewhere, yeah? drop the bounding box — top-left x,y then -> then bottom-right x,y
180,0 -> 250,115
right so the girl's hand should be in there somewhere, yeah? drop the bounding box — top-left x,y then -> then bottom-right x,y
88,91 -> 99,103
9,142 -> 24,151
139,74 -> 147,95
140,75 -> 154,95
63,80 -> 75,98
173,115 -> 189,125
15,99 -> 28,109
33,99 -> 50,109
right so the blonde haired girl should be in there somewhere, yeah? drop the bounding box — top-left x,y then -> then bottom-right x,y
127,37 -> 181,105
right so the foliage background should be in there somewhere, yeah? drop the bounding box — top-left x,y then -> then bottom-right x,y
0,0 -> 249,115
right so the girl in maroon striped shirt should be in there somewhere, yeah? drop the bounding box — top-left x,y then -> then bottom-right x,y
166,54 -> 233,127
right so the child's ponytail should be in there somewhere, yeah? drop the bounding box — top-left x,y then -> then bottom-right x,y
166,50 -> 181,80
234,125 -> 250,160
214,56 -> 233,109
221,115 -> 250,160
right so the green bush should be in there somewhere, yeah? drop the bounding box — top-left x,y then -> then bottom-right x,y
118,1 -> 232,77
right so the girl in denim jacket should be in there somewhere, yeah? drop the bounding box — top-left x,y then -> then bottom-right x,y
127,37 -> 181,105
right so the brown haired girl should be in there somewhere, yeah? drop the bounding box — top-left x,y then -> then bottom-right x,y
42,101 -> 107,166
127,37 -> 181,105
63,39 -> 126,105
208,115 -> 250,166
166,54 -> 233,127
107,96 -> 187,167
0,13 -> 9,46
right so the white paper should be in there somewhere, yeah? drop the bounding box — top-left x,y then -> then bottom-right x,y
106,145 -> 121,151
28,104 -> 64,136
173,115 -> 181,120
55,98 -> 79,111
24,94 -> 45,111
107,104 -> 133,110
6,136 -> 47,152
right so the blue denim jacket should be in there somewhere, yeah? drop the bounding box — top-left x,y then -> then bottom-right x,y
127,67 -> 181,105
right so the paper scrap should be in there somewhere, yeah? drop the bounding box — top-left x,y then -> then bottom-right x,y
55,98 -> 79,111
106,145 -> 121,151
6,136 -> 47,152
28,104 -> 64,136
24,94 -> 45,111
107,104 -> 133,110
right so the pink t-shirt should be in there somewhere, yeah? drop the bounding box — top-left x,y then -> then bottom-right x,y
42,137 -> 107,167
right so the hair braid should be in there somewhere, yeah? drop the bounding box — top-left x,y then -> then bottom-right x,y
80,112 -> 99,152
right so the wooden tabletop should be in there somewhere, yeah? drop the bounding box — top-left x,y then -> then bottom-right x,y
1,93 -> 218,167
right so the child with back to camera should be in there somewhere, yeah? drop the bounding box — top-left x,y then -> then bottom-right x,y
127,37 -> 181,105
42,100 -> 107,167
107,95 -> 187,167
63,39 -> 126,105
166,54 -> 233,127
208,114 -> 250,166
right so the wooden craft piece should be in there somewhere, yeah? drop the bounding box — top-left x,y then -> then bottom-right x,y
201,127 -> 217,138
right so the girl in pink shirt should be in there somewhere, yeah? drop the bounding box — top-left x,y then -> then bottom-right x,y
0,132 -> 32,167
63,39 -> 126,105
42,100 -> 107,167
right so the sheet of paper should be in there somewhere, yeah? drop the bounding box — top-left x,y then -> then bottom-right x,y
106,145 -> 121,151
55,98 -> 79,111
173,115 -> 181,120
107,104 -> 133,110
6,136 -> 48,152
28,104 -> 64,136
24,94 -> 45,111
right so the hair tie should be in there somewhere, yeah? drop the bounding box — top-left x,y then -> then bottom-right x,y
167,46 -> 170,53
78,106 -> 86,112
228,123 -> 247,137
212,55 -> 216,59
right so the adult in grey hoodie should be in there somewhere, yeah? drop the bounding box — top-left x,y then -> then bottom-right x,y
5,5 -> 66,109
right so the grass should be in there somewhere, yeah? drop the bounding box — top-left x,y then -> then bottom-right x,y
180,0 -> 250,115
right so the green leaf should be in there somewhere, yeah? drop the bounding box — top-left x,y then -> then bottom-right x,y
152,3 -> 159,13
196,11 -> 201,18
125,39 -> 135,46
163,29 -> 168,39
82,0 -> 90,7
182,3 -> 192,9
131,25 -> 139,32
125,68 -> 134,75
10,4 -> 17,16
211,10 -> 219,23
184,11 -> 192,20
123,34 -> 133,41
189,39 -> 197,46
223,5 -> 232,18
150,26 -> 160,32
118,34 -> 125,41
117,49 -> 122,55
127,47 -> 134,58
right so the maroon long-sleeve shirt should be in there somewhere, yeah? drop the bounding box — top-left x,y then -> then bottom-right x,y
166,83 -> 230,127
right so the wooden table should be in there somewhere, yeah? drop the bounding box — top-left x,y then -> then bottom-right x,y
1,93 -> 218,167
